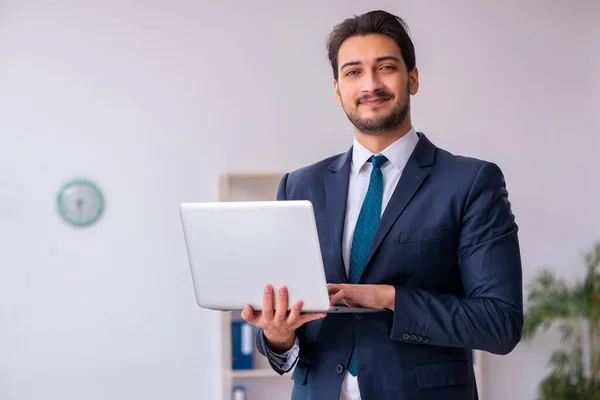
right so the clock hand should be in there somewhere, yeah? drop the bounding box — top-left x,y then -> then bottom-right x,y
76,198 -> 84,219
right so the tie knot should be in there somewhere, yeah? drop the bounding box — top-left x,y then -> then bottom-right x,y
370,154 -> 388,170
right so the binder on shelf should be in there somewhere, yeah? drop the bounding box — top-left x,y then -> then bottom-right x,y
232,385 -> 247,400
232,320 -> 254,370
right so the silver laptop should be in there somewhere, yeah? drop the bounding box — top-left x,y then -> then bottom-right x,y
179,200 -> 382,313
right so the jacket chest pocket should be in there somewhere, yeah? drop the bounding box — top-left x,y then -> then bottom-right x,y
398,227 -> 456,269
400,226 -> 453,244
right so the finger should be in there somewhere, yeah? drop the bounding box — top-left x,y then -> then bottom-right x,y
274,286 -> 288,321
327,283 -> 342,295
329,289 -> 347,306
295,312 -> 327,328
343,299 -> 360,307
262,284 -> 274,321
286,300 -> 303,326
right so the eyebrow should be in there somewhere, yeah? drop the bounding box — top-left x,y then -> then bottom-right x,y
340,56 -> 401,71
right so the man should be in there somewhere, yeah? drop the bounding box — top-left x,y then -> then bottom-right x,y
241,9 -> 523,400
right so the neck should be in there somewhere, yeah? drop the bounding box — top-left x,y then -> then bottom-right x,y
354,118 -> 412,154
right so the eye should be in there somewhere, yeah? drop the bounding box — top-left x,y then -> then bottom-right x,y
345,70 -> 359,77
380,65 -> 396,71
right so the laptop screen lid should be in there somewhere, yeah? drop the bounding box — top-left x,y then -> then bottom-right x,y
179,200 -> 333,312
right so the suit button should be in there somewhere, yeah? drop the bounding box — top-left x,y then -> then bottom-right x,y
336,364 -> 344,374
402,333 -> 410,340
356,313 -> 364,320
416,336 -> 423,342
410,335 -> 416,341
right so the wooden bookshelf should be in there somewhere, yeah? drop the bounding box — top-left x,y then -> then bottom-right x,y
218,173 -> 294,400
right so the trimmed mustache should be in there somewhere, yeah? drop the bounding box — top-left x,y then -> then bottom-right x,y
357,92 -> 393,104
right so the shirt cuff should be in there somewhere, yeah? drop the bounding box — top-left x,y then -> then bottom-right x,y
265,336 -> 300,373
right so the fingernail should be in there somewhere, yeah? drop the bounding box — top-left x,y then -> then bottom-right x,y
279,287 -> 287,295
265,285 -> 272,292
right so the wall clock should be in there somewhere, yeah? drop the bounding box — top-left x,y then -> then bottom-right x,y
56,179 -> 104,226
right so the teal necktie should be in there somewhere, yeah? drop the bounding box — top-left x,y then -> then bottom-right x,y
347,154 -> 388,376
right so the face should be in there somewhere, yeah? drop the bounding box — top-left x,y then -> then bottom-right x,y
334,34 -> 419,135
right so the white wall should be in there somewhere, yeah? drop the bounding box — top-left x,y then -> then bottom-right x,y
0,1 -> 598,399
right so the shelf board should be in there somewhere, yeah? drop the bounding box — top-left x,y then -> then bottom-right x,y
229,368 -> 288,379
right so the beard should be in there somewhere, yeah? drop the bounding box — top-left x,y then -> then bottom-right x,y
342,86 -> 410,135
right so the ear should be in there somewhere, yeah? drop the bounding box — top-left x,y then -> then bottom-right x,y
333,79 -> 342,106
409,67 -> 419,95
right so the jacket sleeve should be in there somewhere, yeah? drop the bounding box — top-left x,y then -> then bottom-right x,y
388,162 -> 523,355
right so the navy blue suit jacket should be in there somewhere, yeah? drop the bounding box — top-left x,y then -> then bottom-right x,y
256,133 -> 523,400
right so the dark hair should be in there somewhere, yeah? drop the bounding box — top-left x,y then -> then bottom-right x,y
326,10 -> 416,80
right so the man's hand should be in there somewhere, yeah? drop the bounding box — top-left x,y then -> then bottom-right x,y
241,284 -> 327,353
328,284 -> 396,311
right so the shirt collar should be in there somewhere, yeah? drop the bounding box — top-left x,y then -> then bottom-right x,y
351,126 -> 420,177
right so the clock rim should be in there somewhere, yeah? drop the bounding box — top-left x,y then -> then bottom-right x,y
56,179 -> 104,226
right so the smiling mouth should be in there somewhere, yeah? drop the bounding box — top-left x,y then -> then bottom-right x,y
360,97 -> 390,107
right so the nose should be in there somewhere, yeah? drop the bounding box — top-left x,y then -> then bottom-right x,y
361,71 -> 384,94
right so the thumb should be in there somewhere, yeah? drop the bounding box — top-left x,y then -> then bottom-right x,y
241,305 -> 259,325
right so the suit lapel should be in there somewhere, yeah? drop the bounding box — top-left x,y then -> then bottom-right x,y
324,149 -> 352,283
364,134 -> 436,269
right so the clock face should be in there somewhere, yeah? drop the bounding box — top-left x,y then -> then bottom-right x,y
56,179 -> 104,226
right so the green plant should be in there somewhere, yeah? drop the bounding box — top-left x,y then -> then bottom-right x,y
522,240 -> 600,400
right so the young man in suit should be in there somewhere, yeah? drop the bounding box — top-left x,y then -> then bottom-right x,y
241,9 -> 523,400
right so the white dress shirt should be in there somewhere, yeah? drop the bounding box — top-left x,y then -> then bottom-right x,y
267,127 -> 420,399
